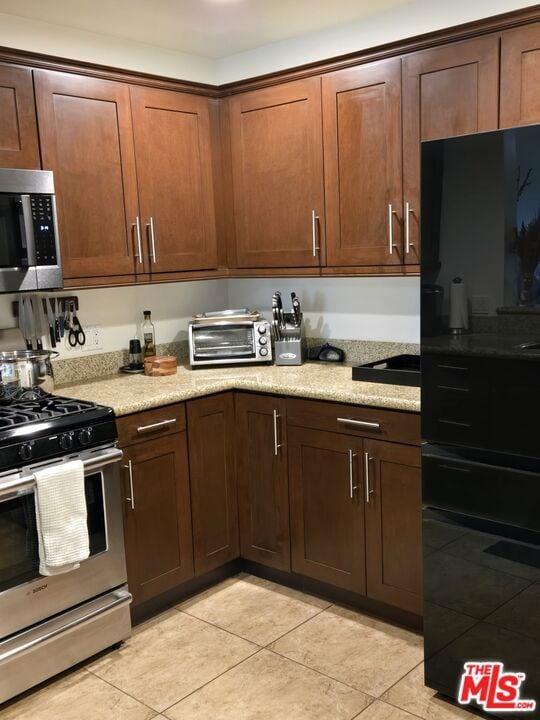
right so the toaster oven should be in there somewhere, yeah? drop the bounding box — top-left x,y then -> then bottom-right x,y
188,309 -> 272,367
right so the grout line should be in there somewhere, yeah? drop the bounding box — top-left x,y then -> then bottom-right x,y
82,667 -> 162,716
263,605 -> 329,647
175,608 -> 266,648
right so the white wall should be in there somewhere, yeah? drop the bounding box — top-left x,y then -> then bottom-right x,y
227,277 -> 420,343
0,12 -> 215,84
215,0 -> 533,83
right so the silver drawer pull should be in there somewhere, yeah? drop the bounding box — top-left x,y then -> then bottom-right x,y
136,418 -> 177,434
388,203 -> 399,255
311,209 -> 320,257
348,449 -> 358,499
273,409 -> 283,456
132,216 -> 143,265
123,460 -> 135,510
337,417 -> 381,431
364,452 -> 374,504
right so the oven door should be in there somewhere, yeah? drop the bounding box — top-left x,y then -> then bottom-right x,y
190,322 -> 256,364
0,446 -> 127,640
0,193 -> 38,293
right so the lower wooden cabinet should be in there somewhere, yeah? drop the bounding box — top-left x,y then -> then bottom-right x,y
288,427 -> 366,593
187,394 -> 239,575
364,439 -> 422,614
121,431 -> 194,606
235,393 -> 291,571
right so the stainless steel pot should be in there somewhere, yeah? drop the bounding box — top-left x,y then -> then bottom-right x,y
0,350 -> 59,393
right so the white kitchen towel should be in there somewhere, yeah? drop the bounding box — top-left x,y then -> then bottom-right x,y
34,459 -> 89,576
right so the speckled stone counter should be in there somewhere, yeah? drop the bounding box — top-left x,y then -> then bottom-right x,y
59,362 -> 421,416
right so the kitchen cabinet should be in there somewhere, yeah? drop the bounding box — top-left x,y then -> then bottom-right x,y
118,404 -> 194,606
322,58 -> 403,268
235,393 -> 290,571
500,23 -> 540,127
187,394 -> 239,575
402,36 -> 500,265
364,439 -> 422,615
130,86 -> 218,273
228,78 -> 325,269
288,426 -> 366,593
34,70 -> 140,281
0,64 -> 40,169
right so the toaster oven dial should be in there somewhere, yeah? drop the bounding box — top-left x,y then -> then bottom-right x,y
258,326 -> 267,334
259,347 -> 268,357
78,427 -> 93,446
259,336 -> 267,345
58,432 -> 74,451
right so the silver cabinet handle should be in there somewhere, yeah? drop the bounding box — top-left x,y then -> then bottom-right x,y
364,452 -> 374,504
273,409 -> 282,456
388,203 -> 399,255
136,418 -> 177,434
132,216 -> 143,265
405,201 -> 414,254
337,417 -> 381,431
348,449 -> 358,499
124,460 -> 135,510
311,209 -> 320,257
146,216 -> 157,264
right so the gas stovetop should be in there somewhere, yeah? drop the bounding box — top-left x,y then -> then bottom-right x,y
0,386 -> 117,472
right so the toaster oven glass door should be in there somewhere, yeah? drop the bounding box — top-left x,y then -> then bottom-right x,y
192,324 -> 255,360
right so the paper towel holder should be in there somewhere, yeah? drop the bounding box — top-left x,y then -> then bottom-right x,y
449,276 -> 469,335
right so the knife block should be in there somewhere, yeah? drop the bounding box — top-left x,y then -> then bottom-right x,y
274,314 -> 306,365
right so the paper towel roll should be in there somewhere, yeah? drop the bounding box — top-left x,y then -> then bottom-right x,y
449,278 -> 469,331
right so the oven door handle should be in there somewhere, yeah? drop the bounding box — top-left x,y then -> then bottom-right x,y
0,447 -> 123,501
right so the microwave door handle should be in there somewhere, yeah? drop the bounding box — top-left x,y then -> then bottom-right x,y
20,195 -> 36,266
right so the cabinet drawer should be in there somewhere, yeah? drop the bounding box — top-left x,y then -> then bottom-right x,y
286,398 -> 420,445
117,403 -> 186,447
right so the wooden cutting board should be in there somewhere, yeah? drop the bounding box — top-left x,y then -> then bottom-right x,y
143,355 -> 177,376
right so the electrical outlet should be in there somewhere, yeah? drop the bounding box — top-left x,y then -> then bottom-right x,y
471,295 -> 490,315
81,325 -> 104,352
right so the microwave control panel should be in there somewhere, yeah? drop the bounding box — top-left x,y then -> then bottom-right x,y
30,195 -> 58,266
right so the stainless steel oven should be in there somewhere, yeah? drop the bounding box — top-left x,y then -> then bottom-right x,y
0,444 -> 130,703
0,168 -> 62,293
189,309 -> 272,366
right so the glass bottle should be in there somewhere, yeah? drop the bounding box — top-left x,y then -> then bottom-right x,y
142,310 -> 156,358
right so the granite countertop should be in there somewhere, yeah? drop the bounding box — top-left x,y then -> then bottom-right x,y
59,362 -> 421,416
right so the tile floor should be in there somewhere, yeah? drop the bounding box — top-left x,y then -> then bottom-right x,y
1,573 -> 479,719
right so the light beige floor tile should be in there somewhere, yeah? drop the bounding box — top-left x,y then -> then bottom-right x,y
270,605 -> 423,697
164,649 -> 372,720
88,609 -> 258,712
382,664 -> 478,719
178,573 -> 330,646
354,699 -> 420,719
0,669 -> 155,720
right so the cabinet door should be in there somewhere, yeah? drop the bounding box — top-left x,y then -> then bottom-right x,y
34,70 -> 140,279
288,427 -> 365,593
364,439 -> 422,614
323,58 -> 403,268
0,64 -> 40,169
130,86 -> 218,273
122,433 -> 194,606
501,23 -> 540,127
187,394 -> 239,575
236,393 -> 290,571
229,78 -> 324,268
402,36 -> 499,265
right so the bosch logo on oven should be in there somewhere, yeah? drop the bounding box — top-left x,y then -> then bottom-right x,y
31,584 -> 48,595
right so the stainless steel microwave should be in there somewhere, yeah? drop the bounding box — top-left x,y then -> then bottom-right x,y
189,309 -> 272,366
0,169 -> 62,293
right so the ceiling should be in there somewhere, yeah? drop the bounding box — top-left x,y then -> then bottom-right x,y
0,0 -> 413,59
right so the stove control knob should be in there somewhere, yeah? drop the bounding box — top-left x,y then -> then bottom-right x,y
78,428 -> 93,446
58,433 -> 74,451
19,442 -> 34,462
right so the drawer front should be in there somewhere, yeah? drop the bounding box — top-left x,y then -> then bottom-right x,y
286,398 -> 420,445
117,403 -> 186,447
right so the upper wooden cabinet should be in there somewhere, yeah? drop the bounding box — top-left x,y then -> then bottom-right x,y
229,78 -> 325,269
322,58 -> 403,268
34,70 -> 140,280
130,86 -> 218,273
501,22 -> 540,127
0,64 -> 40,169
402,36 -> 500,264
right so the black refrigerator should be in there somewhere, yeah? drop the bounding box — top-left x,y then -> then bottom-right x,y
421,126 -> 540,718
